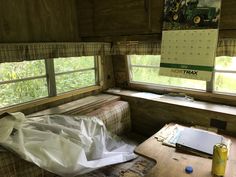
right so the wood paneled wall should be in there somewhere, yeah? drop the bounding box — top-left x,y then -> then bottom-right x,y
102,56 -> 116,90
112,55 -> 129,88
115,94 -> 236,137
220,0 -> 236,30
78,0 -> 236,41
0,0 -> 80,42
77,0 -> 163,37
1,0 -> 236,43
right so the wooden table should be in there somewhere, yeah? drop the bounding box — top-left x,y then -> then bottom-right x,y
135,132 -> 236,177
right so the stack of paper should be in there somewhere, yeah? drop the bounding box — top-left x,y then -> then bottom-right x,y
155,123 -> 231,158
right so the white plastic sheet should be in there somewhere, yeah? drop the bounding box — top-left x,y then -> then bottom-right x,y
0,113 -> 137,176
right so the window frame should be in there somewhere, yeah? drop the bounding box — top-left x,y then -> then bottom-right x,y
127,55 -> 236,106
0,75 -> 47,85
212,56 -> 236,95
127,55 -> 210,92
0,60 -> 49,108
0,56 -> 101,109
47,56 -> 100,96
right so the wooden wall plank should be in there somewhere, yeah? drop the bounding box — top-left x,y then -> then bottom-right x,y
112,55 -> 129,88
107,91 -> 236,137
149,0 -> 164,33
78,0 -> 151,36
94,0 -> 149,35
219,30 -> 236,38
81,34 -> 162,42
102,56 -> 115,90
77,0 -> 94,37
0,0 -> 80,42
220,0 -> 236,30
0,0 -> 235,43
78,0 -> 236,40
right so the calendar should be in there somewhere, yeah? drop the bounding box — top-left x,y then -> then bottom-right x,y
163,0 -> 221,30
160,0 -> 221,81
160,29 -> 218,81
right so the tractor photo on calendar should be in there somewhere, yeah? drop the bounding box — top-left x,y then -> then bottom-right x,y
163,0 -> 221,30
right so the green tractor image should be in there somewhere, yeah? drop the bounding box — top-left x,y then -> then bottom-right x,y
165,0 -> 219,26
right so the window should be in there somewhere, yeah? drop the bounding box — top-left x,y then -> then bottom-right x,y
0,56 -> 99,108
128,55 -> 206,90
54,57 -> 97,93
0,60 -> 48,107
128,55 -> 236,96
214,56 -> 236,94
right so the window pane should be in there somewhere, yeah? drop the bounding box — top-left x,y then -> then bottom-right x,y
214,72 -> 236,94
0,60 -> 46,82
215,56 -> 236,71
56,70 -> 95,93
131,67 -> 206,90
130,55 -> 160,66
54,57 -> 95,73
0,79 -> 48,108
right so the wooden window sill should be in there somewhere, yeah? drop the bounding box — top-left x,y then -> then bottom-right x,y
105,89 -> 236,116
128,82 -> 236,107
0,86 -> 102,115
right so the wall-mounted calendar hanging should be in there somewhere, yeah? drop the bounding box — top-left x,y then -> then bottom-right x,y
163,0 -> 221,30
160,0 -> 222,81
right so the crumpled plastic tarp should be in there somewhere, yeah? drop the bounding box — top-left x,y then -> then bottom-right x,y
0,112 -> 137,177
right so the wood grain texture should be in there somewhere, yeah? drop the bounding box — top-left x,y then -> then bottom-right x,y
0,0 -> 80,42
135,131 -> 236,177
112,55 -> 129,88
0,0 -> 235,42
81,33 -> 162,42
219,30 -> 236,38
77,0 -> 95,37
130,82 -> 236,107
28,94 -> 120,117
106,90 -> 236,136
78,0 -> 236,40
78,0 -> 162,37
81,31 -> 235,42
220,0 -> 236,30
102,56 -> 115,90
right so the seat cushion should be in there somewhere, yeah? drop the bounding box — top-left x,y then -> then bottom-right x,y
86,101 -> 131,135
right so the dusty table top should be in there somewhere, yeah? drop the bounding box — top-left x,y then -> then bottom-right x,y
135,130 -> 236,177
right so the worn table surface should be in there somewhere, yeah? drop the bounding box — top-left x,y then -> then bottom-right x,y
135,131 -> 236,177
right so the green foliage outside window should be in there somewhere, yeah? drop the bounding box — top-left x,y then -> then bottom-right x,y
54,57 -> 95,73
54,57 -> 96,93
1,55 -> 235,108
214,73 -> 236,94
130,55 -> 160,66
56,71 -> 95,93
0,57 -> 96,108
0,60 -> 45,81
0,60 -> 47,108
129,55 -> 236,94
130,55 -> 206,90
214,56 -> 236,94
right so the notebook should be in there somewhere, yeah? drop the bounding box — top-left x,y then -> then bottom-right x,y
176,127 -> 223,158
